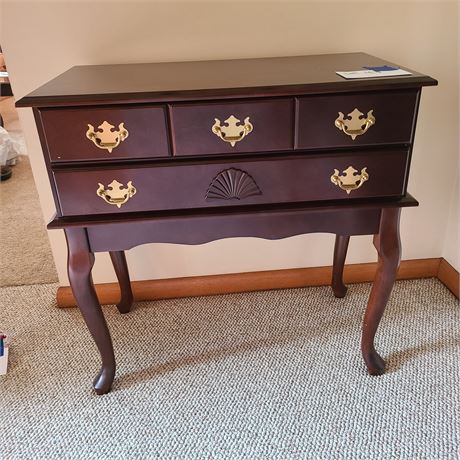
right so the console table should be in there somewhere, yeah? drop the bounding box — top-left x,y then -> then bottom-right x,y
17,53 -> 437,394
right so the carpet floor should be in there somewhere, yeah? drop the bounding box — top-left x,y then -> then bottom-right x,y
0,96 -> 58,287
0,155 -> 58,286
1,278 -> 459,459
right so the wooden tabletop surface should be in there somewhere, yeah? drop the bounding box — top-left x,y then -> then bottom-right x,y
16,52 -> 437,107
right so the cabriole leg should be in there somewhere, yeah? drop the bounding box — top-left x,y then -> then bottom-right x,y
65,227 -> 115,395
109,251 -> 134,314
362,208 -> 401,375
332,234 -> 350,298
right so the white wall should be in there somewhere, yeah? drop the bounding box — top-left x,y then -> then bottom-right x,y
1,1 -> 458,284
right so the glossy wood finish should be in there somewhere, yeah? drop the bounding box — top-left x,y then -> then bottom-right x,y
362,207 -> 401,375
86,205 -> 384,252
170,98 -> 293,156
332,235 -> 350,298
64,227 -> 114,395
16,53 -> 437,108
40,105 -> 169,162
53,148 -> 409,217
109,251 -> 134,313
296,90 -> 419,149
47,193 -> 419,230
18,54 -> 436,394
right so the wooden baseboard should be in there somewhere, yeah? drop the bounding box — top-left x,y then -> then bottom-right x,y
56,257 -> 443,307
437,258 -> 459,298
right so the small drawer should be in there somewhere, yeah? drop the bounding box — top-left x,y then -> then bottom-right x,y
54,148 -> 408,217
296,90 -> 418,150
170,98 -> 294,156
39,105 -> 170,162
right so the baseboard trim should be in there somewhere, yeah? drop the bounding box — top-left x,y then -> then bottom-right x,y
437,258 -> 459,298
56,257 -> 445,307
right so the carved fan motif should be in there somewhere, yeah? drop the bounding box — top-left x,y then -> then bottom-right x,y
205,168 -> 262,200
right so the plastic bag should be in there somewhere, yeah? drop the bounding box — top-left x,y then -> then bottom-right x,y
0,125 -> 20,165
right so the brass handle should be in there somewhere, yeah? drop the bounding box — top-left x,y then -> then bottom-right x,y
212,115 -> 253,147
86,121 -> 129,153
96,180 -> 136,208
335,109 -> 375,140
331,166 -> 369,194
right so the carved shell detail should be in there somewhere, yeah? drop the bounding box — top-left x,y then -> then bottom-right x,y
205,168 -> 262,201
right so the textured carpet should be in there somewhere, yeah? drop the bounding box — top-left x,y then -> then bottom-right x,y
0,278 -> 459,459
0,155 -> 58,286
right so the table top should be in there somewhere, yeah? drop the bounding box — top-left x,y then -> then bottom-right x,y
16,52 -> 437,107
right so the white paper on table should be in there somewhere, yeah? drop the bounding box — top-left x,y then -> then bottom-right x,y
336,69 -> 412,79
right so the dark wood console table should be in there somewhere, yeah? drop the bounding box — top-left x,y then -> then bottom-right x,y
17,53 -> 437,394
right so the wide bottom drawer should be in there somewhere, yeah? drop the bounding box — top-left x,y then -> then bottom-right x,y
54,149 -> 408,216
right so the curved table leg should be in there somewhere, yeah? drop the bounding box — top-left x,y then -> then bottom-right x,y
362,208 -> 401,375
332,234 -> 350,298
109,251 -> 134,314
65,227 -> 115,395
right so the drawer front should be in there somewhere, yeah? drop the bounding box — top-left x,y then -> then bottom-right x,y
40,106 -> 170,162
171,99 -> 294,156
54,149 -> 408,217
296,90 -> 418,150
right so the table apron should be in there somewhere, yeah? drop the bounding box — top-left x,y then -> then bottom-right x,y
87,207 -> 381,252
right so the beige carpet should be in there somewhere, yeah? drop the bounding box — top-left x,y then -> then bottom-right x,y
0,155 -> 58,286
0,278 -> 458,459
1,96 -> 58,286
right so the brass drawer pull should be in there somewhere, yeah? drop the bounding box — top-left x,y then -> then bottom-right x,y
86,121 -> 129,152
96,180 -> 136,208
331,166 -> 369,194
335,109 -> 375,140
212,115 -> 253,147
